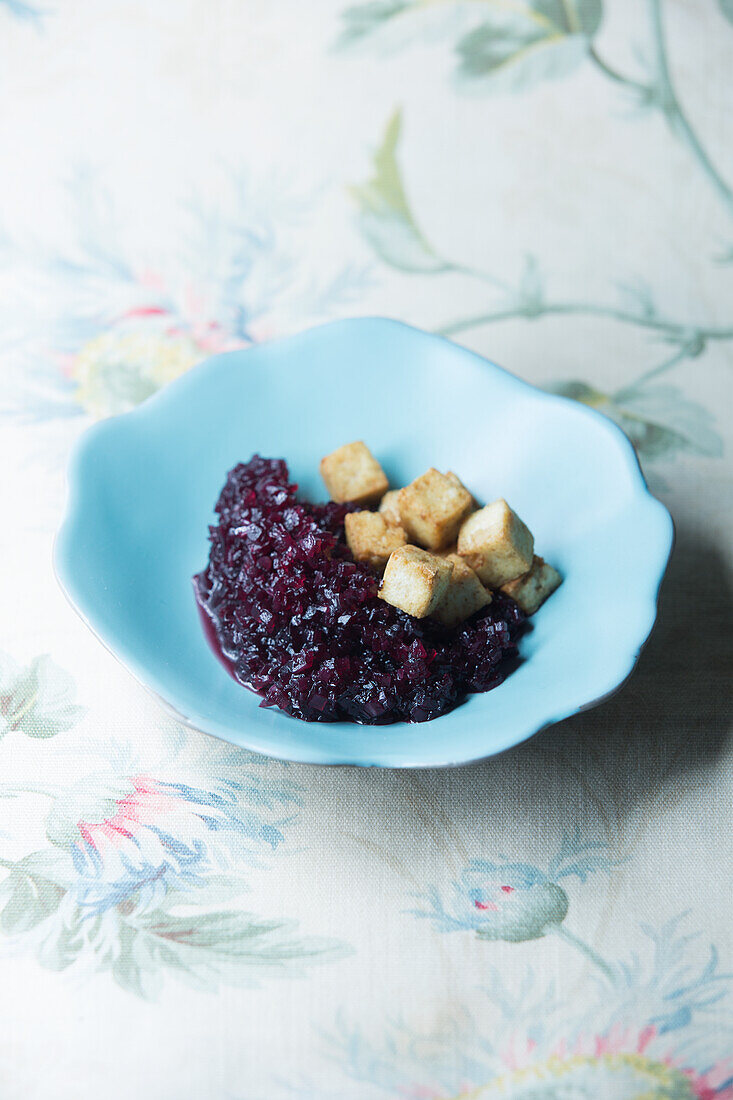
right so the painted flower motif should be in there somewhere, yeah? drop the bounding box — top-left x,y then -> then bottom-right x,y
0,652 -> 84,739
68,328 -> 206,418
323,1015 -> 733,1100
462,862 -> 568,943
456,1057 -> 710,1099
324,910 -> 733,1100
413,832 -> 619,956
2,168 -> 371,427
61,291 -> 249,418
0,759 -> 349,996
414,860 -> 569,943
461,1028 -> 733,1100
43,770 -> 290,915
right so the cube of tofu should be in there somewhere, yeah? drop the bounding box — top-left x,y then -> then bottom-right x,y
398,468 -> 473,550
445,471 -> 478,510
379,489 -> 403,527
431,554 -> 491,628
378,545 -> 453,618
457,499 -> 534,587
501,555 -> 562,615
320,442 -> 389,505
345,511 -> 407,571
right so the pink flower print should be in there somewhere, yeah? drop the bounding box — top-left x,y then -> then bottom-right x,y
461,862 -> 570,942
483,1025 -> 733,1100
45,771 -> 287,916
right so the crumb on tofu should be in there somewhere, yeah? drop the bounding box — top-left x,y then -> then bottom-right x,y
431,554 -> 491,628
319,441 -> 389,505
457,498 -> 534,587
379,489 -> 403,527
345,511 -> 407,571
378,545 -> 453,618
398,468 -> 473,550
501,555 -> 562,615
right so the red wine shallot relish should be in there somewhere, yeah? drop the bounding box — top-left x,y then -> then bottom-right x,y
193,456 -> 524,724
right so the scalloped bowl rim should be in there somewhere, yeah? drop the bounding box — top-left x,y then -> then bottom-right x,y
54,318 -> 674,767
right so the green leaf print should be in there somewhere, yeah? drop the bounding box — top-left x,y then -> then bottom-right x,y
350,110 -> 725,470
37,908 -> 87,973
338,0 -> 733,217
0,871 -> 65,934
0,853 -> 351,998
112,923 -> 164,999
113,908 -> 351,998
548,380 -> 723,461
455,0 -> 602,92
349,109 -> 450,273
336,0 -> 409,46
0,653 -> 84,739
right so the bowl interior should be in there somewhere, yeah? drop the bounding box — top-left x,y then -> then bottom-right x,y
55,319 -> 673,766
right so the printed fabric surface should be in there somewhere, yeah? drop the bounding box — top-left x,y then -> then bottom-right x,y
0,1 -> 731,1097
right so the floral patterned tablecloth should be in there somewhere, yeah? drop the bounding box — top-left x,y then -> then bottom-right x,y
1,1 -> 732,1097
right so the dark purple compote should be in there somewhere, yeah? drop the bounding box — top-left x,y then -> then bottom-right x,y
193,456 -> 524,724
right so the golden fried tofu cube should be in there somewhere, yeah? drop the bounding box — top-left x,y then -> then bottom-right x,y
379,489 -> 403,527
378,545 -> 453,618
446,471 -> 478,510
397,468 -> 473,550
345,511 -> 407,571
457,498 -> 534,586
431,554 -> 491,627
320,442 -> 389,505
501,555 -> 562,615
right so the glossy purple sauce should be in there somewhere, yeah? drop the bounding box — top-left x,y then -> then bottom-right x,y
193,456 -> 524,724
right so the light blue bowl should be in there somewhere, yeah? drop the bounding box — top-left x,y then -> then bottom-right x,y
54,318 -> 673,767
